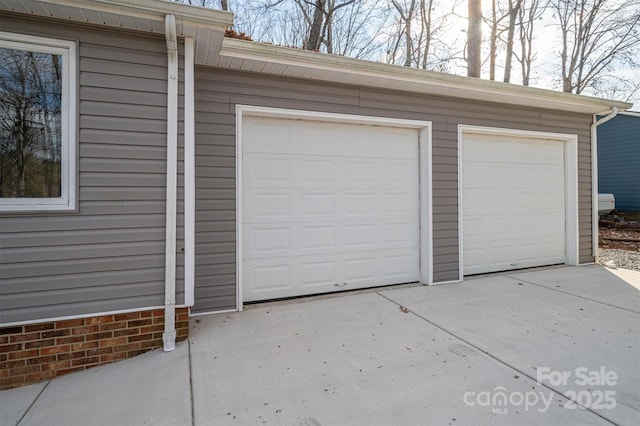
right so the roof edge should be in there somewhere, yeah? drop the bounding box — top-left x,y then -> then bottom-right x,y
36,0 -> 233,29
220,38 -> 633,114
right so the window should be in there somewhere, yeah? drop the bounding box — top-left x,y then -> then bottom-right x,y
0,33 -> 76,212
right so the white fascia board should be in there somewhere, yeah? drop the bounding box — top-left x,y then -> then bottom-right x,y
35,0 -> 233,29
8,0 -> 232,34
219,39 -> 632,115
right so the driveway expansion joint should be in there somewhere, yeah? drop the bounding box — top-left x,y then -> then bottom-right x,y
16,381 -> 49,426
374,291 -> 618,425
505,275 -> 640,315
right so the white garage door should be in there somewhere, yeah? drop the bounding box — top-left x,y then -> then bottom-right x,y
462,132 -> 566,275
242,116 -> 420,302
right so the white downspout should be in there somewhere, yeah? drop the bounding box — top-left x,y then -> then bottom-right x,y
163,14 -> 178,352
184,37 -> 195,307
590,107 -> 618,260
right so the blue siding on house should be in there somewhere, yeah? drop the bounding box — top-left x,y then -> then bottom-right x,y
598,114 -> 640,211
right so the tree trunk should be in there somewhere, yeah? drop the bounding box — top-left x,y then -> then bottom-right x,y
503,0 -> 521,83
467,0 -> 482,77
489,0 -> 497,80
306,0 -> 326,51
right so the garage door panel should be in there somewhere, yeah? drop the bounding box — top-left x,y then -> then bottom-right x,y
344,160 -> 377,185
300,193 -> 337,218
243,116 -> 420,301
344,192 -> 377,217
463,132 -> 566,275
244,192 -> 292,222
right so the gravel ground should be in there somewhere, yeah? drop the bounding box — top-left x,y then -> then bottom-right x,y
597,249 -> 640,272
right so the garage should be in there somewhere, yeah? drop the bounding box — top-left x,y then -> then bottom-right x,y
461,128 -> 578,276
239,109 -> 430,302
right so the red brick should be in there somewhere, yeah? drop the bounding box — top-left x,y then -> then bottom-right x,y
176,313 -> 189,322
25,370 -> 55,382
56,319 -> 84,329
71,325 -> 99,336
140,324 -> 164,334
152,316 -> 165,325
0,368 -> 8,378
99,337 -> 127,348
1,326 -> 23,335
1,359 -> 26,369
56,352 -> 84,361
87,347 -> 112,357
24,323 -> 54,332
0,344 -> 23,353
71,356 -> 99,367
9,332 -> 41,343
140,340 -> 162,350
153,332 -> 163,339
42,360 -> 71,371
99,321 -> 127,331
152,309 -> 164,317
10,365 -> 41,376
24,339 -> 54,349
0,336 -> 8,345
140,311 -> 153,318
85,315 -> 114,325
115,342 -> 140,352
55,335 -> 84,345
71,341 -> 98,351
113,328 -> 139,337
127,333 -> 153,343
42,329 -> 70,339
26,355 -> 56,366
41,345 -> 70,356
126,349 -> 147,357
86,332 -> 113,341
127,319 -> 152,327
0,375 -> 26,387
55,366 -> 85,376
114,312 -> 140,321
104,352 -> 128,362
68,351 -> 86,360
8,349 -> 39,360
0,354 -> 6,362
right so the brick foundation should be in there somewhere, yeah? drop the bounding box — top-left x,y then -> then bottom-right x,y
0,307 -> 189,390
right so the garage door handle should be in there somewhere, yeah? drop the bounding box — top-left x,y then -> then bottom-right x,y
334,282 -> 348,287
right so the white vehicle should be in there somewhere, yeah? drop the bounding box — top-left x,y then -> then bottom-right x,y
598,193 -> 616,215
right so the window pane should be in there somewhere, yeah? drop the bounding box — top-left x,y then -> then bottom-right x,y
0,48 -> 62,198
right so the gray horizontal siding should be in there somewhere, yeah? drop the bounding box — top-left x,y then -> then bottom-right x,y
598,115 -> 640,210
0,15 -> 185,324
193,68 -> 593,313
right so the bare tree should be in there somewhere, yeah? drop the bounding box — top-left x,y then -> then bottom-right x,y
467,0 -> 482,77
390,0 -> 416,67
502,0 -> 522,82
515,0 -> 548,86
552,0 -> 640,94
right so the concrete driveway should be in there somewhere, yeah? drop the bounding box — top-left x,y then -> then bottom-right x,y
2,265 -> 639,426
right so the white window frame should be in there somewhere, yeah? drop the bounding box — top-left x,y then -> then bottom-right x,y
0,32 -> 77,212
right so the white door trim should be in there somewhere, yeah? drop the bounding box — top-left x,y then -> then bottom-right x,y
236,105 -> 432,310
458,125 -> 579,280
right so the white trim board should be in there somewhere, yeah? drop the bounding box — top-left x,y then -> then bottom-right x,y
457,125 -> 580,280
235,105 -> 432,311
0,305 -> 188,328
